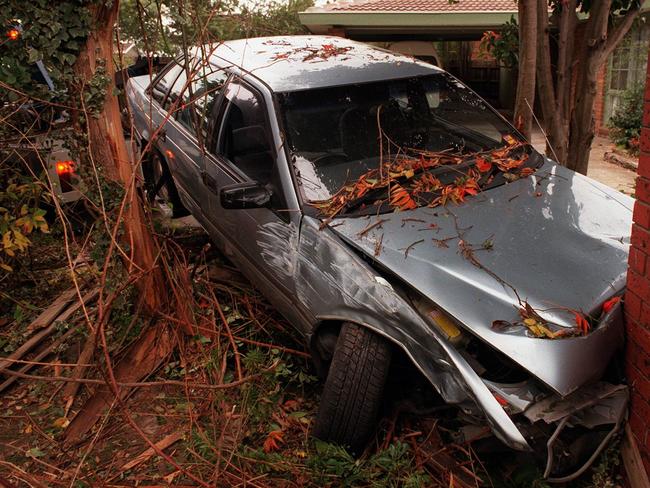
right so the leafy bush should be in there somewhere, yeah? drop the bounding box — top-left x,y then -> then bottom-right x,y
479,16 -> 519,68
0,169 -> 49,274
608,83 -> 644,155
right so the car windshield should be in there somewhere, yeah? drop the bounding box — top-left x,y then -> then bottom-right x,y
279,73 -> 532,212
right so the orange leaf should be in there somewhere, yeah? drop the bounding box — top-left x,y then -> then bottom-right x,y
263,430 -> 284,453
602,296 -> 621,314
573,312 -> 590,335
519,167 -> 535,177
475,156 -> 492,173
389,184 -> 417,210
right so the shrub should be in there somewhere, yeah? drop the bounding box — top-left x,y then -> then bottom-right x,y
608,83 -> 644,156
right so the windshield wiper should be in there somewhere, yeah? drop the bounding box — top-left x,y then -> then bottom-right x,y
339,185 -> 390,215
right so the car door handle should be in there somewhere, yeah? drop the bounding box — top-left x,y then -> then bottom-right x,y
201,171 -> 218,193
157,127 -> 166,142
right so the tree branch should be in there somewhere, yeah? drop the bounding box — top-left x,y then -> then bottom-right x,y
602,3 -> 643,62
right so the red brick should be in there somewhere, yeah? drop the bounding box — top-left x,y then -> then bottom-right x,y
642,302 -> 650,326
631,394 -> 650,437
635,200 -> 650,230
628,322 -> 650,353
642,129 -> 650,154
626,290 -> 643,322
629,410 -> 647,440
632,370 -> 650,403
637,176 -> 650,204
626,354 -> 642,383
640,154 -> 650,179
631,224 -> 650,253
629,337 -> 650,371
628,270 -> 650,302
629,247 -> 648,275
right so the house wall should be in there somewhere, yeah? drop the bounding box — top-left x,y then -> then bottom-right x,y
625,48 -> 650,477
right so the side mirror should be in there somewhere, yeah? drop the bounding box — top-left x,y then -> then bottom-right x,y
220,181 -> 272,210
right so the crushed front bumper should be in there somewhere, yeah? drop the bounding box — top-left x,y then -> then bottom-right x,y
481,381 -> 628,482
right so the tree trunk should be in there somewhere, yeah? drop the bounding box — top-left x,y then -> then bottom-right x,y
534,0 -> 568,162
75,1 -> 166,312
566,0 -> 612,174
513,0 -> 538,139
565,0 -> 641,174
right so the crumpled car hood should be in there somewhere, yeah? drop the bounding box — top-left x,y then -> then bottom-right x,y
329,161 -> 633,396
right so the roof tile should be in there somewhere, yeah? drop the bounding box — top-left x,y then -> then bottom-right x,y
327,0 -> 517,12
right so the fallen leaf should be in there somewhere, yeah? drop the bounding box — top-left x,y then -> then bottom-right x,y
574,312 -> 591,335
389,184 -> 417,210
27,447 -> 45,458
263,430 -> 284,453
602,296 -> 621,314
475,156 -> 492,173
53,417 -> 70,429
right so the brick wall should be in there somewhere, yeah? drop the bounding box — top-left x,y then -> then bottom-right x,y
625,49 -> 650,476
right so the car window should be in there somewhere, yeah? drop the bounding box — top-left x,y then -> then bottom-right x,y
150,62 -> 183,109
279,73 -> 530,204
216,80 -> 275,184
176,62 -> 229,142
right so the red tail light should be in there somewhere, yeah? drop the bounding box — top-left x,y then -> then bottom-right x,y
56,161 -> 76,192
56,160 -> 75,175
6,29 -> 20,41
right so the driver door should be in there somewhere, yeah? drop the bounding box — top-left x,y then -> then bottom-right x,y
200,78 -> 301,322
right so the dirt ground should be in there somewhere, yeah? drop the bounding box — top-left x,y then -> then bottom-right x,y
531,129 -> 638,195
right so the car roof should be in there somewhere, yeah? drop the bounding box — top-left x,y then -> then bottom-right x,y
195,35 -> 442,92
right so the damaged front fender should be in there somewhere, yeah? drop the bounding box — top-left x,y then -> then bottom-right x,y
295,216 -> 531,450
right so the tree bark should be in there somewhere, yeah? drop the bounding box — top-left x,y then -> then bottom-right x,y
75,1 -> 166,312
550,0 -> 577,163
565,0 -> 642,174
513,0 -> 538,139
535,0 -> 568,162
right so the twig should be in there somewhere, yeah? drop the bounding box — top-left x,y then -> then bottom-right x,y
0,324 -> 80,393
399,239 -> 424,258
0,360 -> 279,389
26,288 -> 78,332
118,431 -> 183,473
0,288 -> 98,375
357,218 -> 389,238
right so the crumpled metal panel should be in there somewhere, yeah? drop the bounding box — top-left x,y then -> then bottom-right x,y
270,216 -> 532,450
328,161 -> 632,397
524,382 -> 627,425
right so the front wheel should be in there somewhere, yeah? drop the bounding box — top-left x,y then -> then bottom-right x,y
313,322 -> 392,453
142,150 -> 188,218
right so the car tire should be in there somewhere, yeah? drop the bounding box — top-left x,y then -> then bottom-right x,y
313,322 -> 392,453
143,149 -> 188,218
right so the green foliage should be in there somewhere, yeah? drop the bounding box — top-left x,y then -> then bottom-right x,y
590,439 -> 623,487
479,16 -> 519,68
82,60 -> 112,118
0,170 -> 50,274
608,83 -> 644,155
118,0 -> 314,55
307,440 -> 430,487
480,1 -> 642,70
0,0 -> 92,101
217,0 -> 315,41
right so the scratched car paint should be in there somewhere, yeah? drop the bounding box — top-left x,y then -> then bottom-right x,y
126,36 -> 632,481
